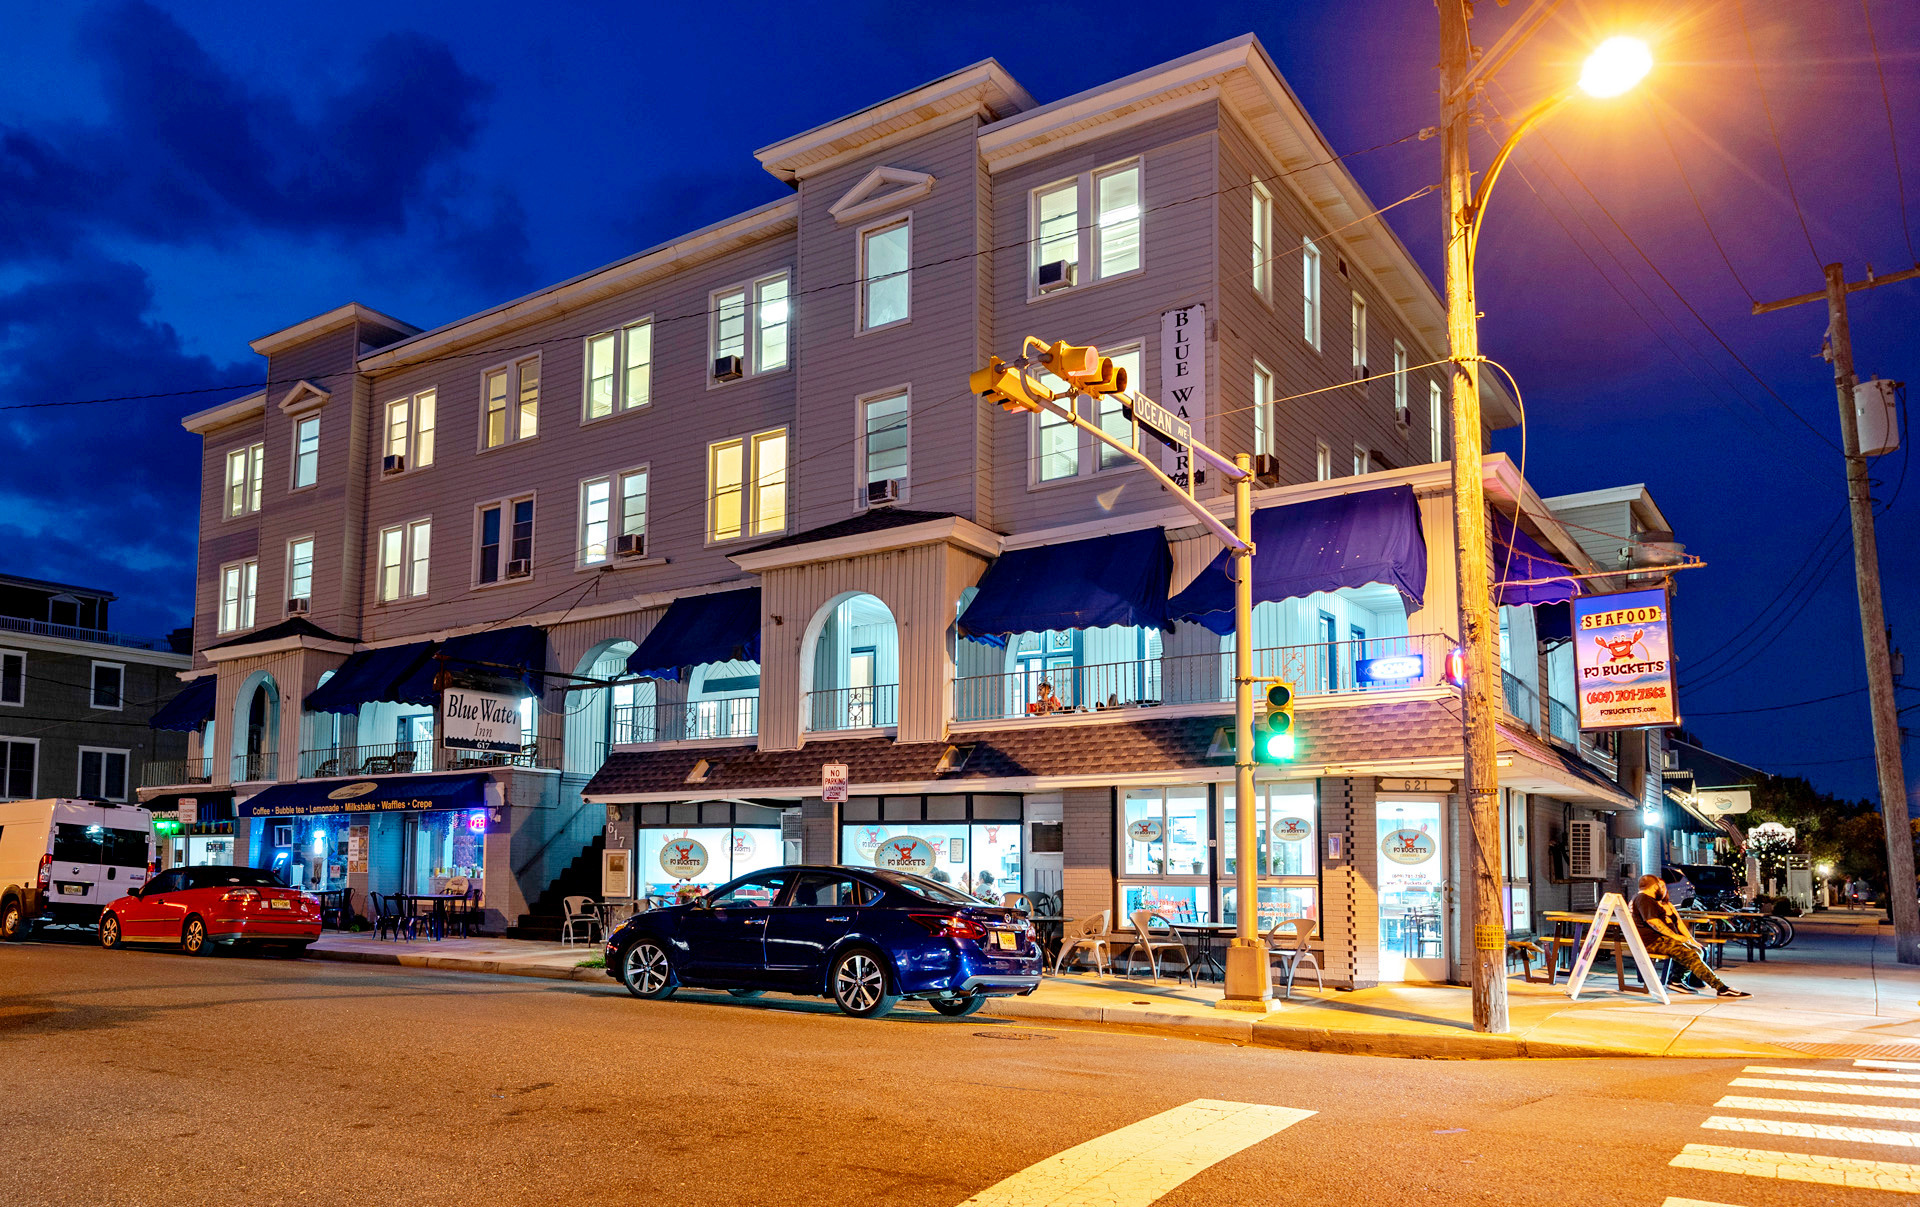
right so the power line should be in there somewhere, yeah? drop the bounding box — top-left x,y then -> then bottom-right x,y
1648,98 -> 1758,306
1860,0 -> 1919,268
1738,0 -> 1824,270
1687,686 -> 1866,717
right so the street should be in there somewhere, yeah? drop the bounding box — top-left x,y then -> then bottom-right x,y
7,938 -> 1915,1206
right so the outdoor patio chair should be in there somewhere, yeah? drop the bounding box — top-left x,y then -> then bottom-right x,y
1000,893 -> 1035,915
390,749 -> 418,773
1266,918 -> 1322,999
313,758 -> 340,777
360,755 -> 394,774
561,896 -> 602,947
455,886 -> 483,937
1122,910 -> 1197,986
369,893 -> 404,941
1051,910 -> 1114,977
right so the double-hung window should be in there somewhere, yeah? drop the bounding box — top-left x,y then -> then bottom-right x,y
1393,341 -> 1409,416
1354,445 -> 1371,476
1251,180 -> 1273,299
1430,380 -> 1445,462
226,443 -> 264,517
710,271 -> 791,381
483,359 -> 539,447
707,429 -> 787,541
0,650 -> 22,706
1351,295 -> 1368,377
0,738 -> 35,799
477,497 -> 534,584
1316,441 -> 1332,481
378,519 -> 431,601
292,416 -> 320,489
1033,343 -> 1142,481
1029,160 -> 1142,295
90,662 -> 123,710
218,559 -> 258,633
584,320 -> 653,420
384,389 -> 437,471
1302,237 -> 1322,349
860,389 -> 910,499
1253,362 -> 1275,458
1035,405 -> 1077,482
579,468 -> 649,564
1094,345 -> 1143,470
287,538 -> 314,607
860,219 -> 910,331
77,747 -> 128,801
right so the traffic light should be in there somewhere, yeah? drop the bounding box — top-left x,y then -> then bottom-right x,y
1258,681 -> 1297,762
970,357 -> 1044,413
1038,340 -> 1129,398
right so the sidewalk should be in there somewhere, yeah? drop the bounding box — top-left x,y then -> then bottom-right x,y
307,914 -> 1920,1061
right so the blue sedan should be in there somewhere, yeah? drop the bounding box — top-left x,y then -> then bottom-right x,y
604,865 -> 1041,1018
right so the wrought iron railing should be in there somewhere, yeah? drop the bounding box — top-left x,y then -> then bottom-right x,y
0,614 -> 178,651
141,757 -> 214,788
1548,698 -> 1578,745
1502,670 -> 1540,731
611,697 -> 758,744
805,683 -> 898,732
953,633 -> 1451,723
297,735 -> 563,779
232,753 -> 275,783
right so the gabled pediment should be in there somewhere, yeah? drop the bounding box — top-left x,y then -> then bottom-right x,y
828,166 -> 935,225
275,379 -> 332,416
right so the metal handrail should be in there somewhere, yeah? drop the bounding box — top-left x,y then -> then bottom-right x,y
140,757 -> 215,788
297,736 -> 563,779
611,697 -> 758,744
0,614 -> 177,651
805,683 -> 898,732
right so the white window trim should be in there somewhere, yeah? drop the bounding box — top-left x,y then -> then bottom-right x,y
290,414 -> 321,492
1253,360 -> 1275,458
217,558 -> 259,634
472,492 -> 537,589
76,745 -> 130,801
1026,158 -> 1145,302
1430,379 -> 1446,463
707,270 -> 793,386
479,356 -> 541,451
0,648 -> 23,707
705,427 -> 788,544
1316,441 -> 1332,482
1351,295 -> 1368,378
1393,341 -> 1409,417
1302,237 -> 1323,351
1027,337 -> 1145,487
285,535 -> 315,612
581,316 -> 655,424
576,466 -> 650,568
224,442 -> 264,520
856,213 -> 912,335
1251,178 -> 1273,305
0,736 -> 39,800
381,389 -> 438,477
855,385 -> 912,507
376,517 -> 432,602
1354,444 -> 1371,477
89,660 -> 125,711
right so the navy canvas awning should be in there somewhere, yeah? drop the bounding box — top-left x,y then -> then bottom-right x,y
1493,511 -> 1578,606
386,625 -> 547,705
149,676 -> 217,731
1535,599 -> 1573,645
627,587 -> 762,681
957,528 -> 1172,647
235,773 -> 490,818
302,642 -> 438,715
1168,485 -> 1427,634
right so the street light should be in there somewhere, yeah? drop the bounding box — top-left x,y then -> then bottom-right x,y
1437,4 -> 1651,1034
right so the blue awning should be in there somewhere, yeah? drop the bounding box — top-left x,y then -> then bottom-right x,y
1168,485 -> 1427,635
387,625 -> 547,705
149,676 -> 217,731
957,528 -> 1172,647
627,587 -> 762,681
302,642 -> 438,715
236,773 -> 490,818
1492,511 -> 1579,606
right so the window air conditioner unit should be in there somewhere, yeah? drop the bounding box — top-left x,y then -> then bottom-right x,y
1355,364 -> 1370,381
382,454 -> 405,474
1251,453 -> 1280,485
1567,819 -> 1605,880
712,355 -> 744,381
615,532 -> 647,557
285,597 -> 310,616
866,478 -> 901,506
505,558 -> 532,579
1395,404 -> 1411,429
1036,260 -> 1075,293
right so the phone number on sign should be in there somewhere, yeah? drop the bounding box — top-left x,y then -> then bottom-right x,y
1585,686 -> 1669,704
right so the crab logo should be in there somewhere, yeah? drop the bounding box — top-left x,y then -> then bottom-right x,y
658,838 -> 709,880
1594,630 -> 1646,663
326,781 -> 381,801
1272,816 -> 1311,842
1379,828 -> 1435,865
873,836 -> 935,872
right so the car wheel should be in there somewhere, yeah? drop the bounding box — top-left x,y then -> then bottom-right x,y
0,896 -> 23,941
621,939 -> 676,1000
727,988 -> 764,999
182,916 -> 210,956
99,913 -> 123,950
831,948 -> 900,1018
930,993 -> 986,1017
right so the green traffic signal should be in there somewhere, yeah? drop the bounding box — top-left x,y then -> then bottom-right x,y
1257,680 -> 1297,763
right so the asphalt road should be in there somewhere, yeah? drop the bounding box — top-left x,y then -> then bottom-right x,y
4,935 -> 1911,1207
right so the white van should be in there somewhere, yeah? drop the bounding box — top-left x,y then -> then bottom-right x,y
0,798 -> 153,938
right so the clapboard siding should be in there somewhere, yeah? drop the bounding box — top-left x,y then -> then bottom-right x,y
192,413 -> 268,664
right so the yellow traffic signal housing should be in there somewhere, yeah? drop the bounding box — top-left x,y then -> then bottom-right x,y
1078,357 -> 1128,397
1039,341 -> 1128,398
1259,681 -> 1297,762
970,357 -> 1043,413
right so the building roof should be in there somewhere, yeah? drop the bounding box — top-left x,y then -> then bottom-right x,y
742,508 -> 964,554
1670,736 -> 1764,788
203,616 -> 357,651
248,302 -> 419,357
0,571 -> 115,601
1541,483 -> 1674,538
181,389 -> 267,435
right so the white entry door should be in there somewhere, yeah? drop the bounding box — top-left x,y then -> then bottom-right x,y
1377,796 -> 1446,982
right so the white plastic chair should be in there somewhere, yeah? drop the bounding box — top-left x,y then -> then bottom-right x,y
1052,910 -> 1114,977
1123,910 -> 1197,985
561,895 -> 602,947
1266,918 -> 1322,998
1001,892 -> 1035,915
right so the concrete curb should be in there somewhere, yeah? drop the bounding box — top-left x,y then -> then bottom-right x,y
307,945 -> 1647,1059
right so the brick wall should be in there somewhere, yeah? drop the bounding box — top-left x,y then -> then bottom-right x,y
1060,787 -> 1113,922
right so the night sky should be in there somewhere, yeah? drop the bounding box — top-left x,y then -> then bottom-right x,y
1,1 -> 1914,804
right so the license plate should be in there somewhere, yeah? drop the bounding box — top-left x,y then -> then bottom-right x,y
59,883 -> 88,896
267,899 -> 292,910
993,930 -> 1018,952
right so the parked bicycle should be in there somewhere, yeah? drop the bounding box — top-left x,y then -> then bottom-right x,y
1683,890 -> 1795,949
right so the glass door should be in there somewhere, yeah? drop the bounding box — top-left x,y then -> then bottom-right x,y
1377,796 -> 1445,981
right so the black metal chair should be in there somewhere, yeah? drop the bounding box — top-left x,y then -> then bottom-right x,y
369,892 -> 404,941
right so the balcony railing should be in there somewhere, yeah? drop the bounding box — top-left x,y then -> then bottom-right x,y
1502,670 -> 1540,731
954,633 -> 1452,723
805,683 -> 898,733
296,735 -> 563,779
611,697 -> 758,745
0,614 -> 177,651
232,753 -> 274,783
142,757 -> 214,788
1548,698 -> 1578,745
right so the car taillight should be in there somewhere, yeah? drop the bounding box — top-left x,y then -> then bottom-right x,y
911,913 -> 986,941
223,887 -> 260,903
37,853 -> 51,889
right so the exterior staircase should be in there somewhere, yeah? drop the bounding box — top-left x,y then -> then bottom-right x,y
505,835 -> 606,942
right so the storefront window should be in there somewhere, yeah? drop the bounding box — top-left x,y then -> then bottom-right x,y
1118,786 -> 1212,922
638,826 -> 783,900
408,809 -> 488,898
838,795 -> 1024,899
293,815 -> 352,892
1218,782 -> 1318,928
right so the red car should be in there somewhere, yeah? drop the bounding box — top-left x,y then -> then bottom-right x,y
99,864 -> 321,955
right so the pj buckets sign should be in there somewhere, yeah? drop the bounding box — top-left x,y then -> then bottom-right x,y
1572,587 -> 1679,730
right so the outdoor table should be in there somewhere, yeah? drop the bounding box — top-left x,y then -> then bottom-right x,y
398,893 -> 465,939
1028,914 -> 1065,965
1170,922 -> 1241,982
313,889 -> 348,929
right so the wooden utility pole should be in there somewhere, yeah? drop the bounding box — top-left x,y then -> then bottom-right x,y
1755,262 -> 1920,963
1438,0 -> 1510,1032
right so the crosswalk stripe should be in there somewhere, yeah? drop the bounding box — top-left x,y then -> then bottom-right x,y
1661,1199 -> 1746,1206
1860,1060 -> 1920,1072
1719,1094 -> 1920,1123
1703,1114 -> 1920,1148
1731,1078 -> 1920,1101
953,1099 -> 1314,1207
1744,1065 -> 1920,1084
1671,1143 -> 1920,1193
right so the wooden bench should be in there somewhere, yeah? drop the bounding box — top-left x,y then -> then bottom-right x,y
1506,938 -> 1551,983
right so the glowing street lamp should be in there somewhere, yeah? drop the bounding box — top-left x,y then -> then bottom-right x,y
1579,36 -> 1654,99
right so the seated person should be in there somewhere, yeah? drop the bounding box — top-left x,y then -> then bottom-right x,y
1027,681 -> 1066,715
